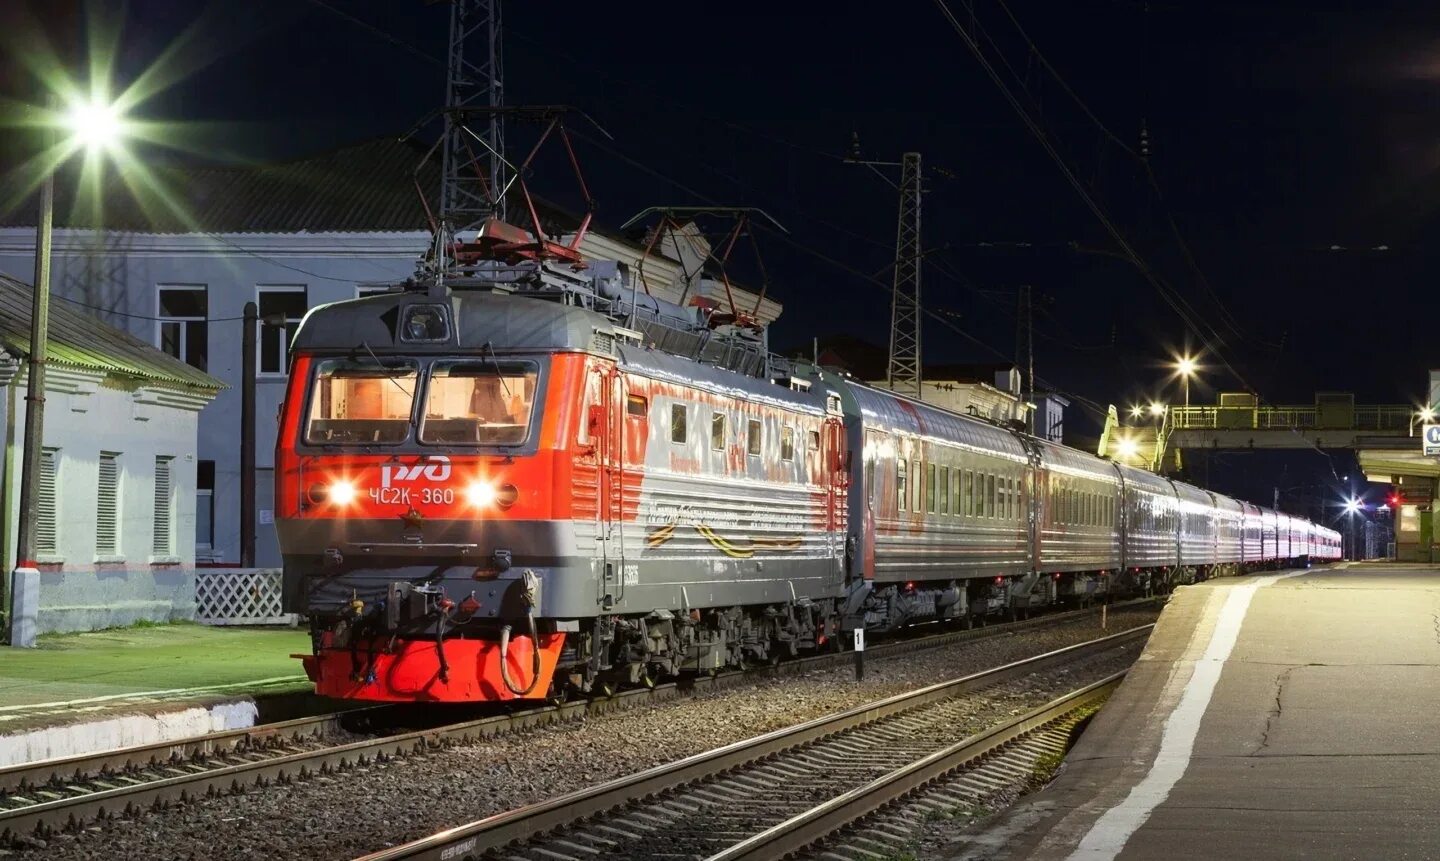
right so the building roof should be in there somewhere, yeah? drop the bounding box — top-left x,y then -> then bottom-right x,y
805,334 -> 1017,384
1,137 -> 437,234
0,274 -> 225,390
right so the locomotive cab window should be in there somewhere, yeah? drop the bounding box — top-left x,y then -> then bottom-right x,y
305,359 -> 418,445
421,360 -> 539,445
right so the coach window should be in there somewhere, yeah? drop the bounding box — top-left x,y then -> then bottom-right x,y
747,419 -> 762,455
711,412 -> 726,451
961,471 -> 972,516
897,460 -> 907,512
781,426 -> 795,461
986,474 -> 997,518
913,460 -> 922,511
939,466 -> 950,515
926,463 -> 937,513
671,404 -> 687,443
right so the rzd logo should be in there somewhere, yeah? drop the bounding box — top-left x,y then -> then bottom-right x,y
380,456 -> 451,489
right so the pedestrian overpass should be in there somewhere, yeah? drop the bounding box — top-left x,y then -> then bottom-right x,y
1098,393 -> 1416,473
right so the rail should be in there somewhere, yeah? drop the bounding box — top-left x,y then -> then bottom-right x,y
0,600 -> 1156,841
710,672 -> 1123,861
355,624 -> 1152,861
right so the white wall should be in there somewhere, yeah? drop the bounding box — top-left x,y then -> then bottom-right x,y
4,365 -> 213,633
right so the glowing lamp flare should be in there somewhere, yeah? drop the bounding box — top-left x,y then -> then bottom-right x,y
1149,402 -> 1165,417
326,480 -> 357,506
466,481 -> 498,508
1421,407 -> 1436,423
64,99 -> 125,151
1343,497 -> 1363,515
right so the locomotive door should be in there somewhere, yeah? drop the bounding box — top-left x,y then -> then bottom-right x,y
592,366 -> 625,607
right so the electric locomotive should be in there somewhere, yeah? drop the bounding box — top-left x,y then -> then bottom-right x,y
278,225 -> 853,702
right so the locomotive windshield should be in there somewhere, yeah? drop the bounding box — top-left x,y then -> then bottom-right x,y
305,359 -> 418,445
420,360 -> 538,445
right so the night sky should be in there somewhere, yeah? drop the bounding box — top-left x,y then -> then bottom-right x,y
5,0 -> 1434,514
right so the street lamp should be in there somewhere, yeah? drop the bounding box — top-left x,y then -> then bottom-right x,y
1129,404 -> 1144,420
1149,402 -> 1165,418
1175,355 -> 1197,408
9,96 -> 129,647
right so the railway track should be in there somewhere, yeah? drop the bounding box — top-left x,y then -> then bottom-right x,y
352,624 -> 1149,861
0,599 -> 1153,843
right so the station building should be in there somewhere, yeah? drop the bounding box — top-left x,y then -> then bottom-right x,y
0,137 -> 781,568
0,273 -> 223,633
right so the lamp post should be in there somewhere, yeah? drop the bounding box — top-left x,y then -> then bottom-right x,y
1176,355 -> 1197,408
8,97 -> 127,647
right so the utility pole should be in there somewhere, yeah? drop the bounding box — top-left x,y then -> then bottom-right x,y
847,143 -> 923,398
240,302 -> 256,568
1015,285 -> 1034,433
9,106 -> 55,647
888,153 -> 923,399
440,0 -> 505,230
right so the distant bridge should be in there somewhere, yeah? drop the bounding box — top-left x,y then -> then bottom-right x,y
1098,393 -> 1418,474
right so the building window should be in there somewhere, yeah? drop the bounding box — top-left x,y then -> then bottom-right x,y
196,460 -> 215,554
747,420 -> 761,456
258,286 -> 307,375
711,413 -> 727,451
153,456 -> 174,556
36,447 -> 58,555
97,452 -> 120,556
781,426 -> 795,461
158,285 -> 207,371
670,403 -> 687,443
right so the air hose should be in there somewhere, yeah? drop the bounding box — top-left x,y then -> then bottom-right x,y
499,569 -> 542,697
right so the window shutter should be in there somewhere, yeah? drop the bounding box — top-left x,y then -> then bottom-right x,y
97,453 -> 119,555
153,457 -> 173,555
36,448 -> 58,554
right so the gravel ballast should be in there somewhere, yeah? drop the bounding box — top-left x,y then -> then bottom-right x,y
15,606 -> 1158,861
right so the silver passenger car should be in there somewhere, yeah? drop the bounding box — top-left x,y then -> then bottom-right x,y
1034,440 -> 1121,574
1115,463 -> 1180,570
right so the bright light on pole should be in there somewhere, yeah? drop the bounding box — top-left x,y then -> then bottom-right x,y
11,95 -> 130,647
1175,355 -> 1197,407
1421,406 -> 1435,423
1343,497 -> 1362,515
1149,402 -> 1165,418
63,99 -> 126,152
1129,404 -> 1144,420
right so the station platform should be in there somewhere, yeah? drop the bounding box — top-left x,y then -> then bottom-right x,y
0,623 -> 311,766
956,562 -> 1440,861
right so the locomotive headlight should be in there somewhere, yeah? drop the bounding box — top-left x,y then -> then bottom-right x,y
466,481 -> 498,509
327,480 -> 357,506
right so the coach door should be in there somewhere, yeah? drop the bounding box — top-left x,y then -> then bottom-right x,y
823,394 -> 847,583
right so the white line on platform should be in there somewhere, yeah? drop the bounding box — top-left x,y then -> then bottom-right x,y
0,675 -> 306,714
1067,571 -> 1304,861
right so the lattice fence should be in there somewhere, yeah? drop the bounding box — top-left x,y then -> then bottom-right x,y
195,568 -> 297,626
